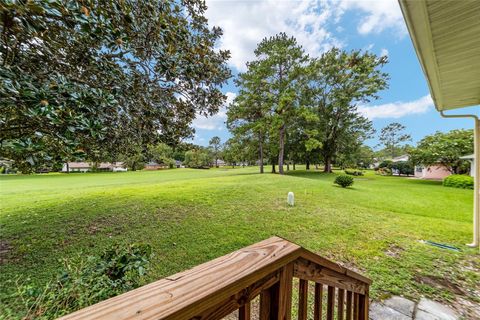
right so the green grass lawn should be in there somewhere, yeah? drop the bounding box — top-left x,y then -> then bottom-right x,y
1,167 -> 478,317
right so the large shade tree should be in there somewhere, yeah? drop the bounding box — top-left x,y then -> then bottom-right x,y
378,122 -> 411,158
253,33 -> 307,174
305,49 -> 388,172
227,61 -> 271,173
410,129 -> 473,173
208,136 -> 222,167
0,0 -> 231,172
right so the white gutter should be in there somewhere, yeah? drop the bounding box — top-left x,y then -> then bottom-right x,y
440,111 -> 480,248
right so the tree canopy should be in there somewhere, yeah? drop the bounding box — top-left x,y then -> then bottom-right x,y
410,129 -> 473,173
227,41 -> 388,173
378,122 -> 411,158
0,0 -> 230,172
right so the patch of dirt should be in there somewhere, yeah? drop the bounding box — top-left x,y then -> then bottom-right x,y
154,208 -> 188,224
0,240 -> 13,265
85,215 -> 125,236
340,261 -> 367,276
384,244 -> 404,258
415,275 -> 464,295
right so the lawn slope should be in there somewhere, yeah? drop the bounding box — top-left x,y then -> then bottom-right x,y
0,168 -> 478,317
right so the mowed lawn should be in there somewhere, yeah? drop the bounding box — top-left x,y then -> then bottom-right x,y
1,167 -> 479,316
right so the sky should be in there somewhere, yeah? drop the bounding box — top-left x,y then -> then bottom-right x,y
191,0 -> 479,149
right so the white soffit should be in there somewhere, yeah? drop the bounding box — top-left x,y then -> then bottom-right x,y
399,0 -> 480,111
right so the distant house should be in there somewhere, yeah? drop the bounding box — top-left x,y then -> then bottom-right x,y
175,160 -> 184,168
145,162 -> 163,170
390,154 -> 451,180
62,162 -> 127,173
460,154 -> 475,177
392,154 -> 410,162
414,165 -> 451,180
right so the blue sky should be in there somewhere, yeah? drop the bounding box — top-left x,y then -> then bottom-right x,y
191,0 -> 479,148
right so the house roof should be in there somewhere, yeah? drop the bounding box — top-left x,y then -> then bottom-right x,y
67,162 -> 91,169
399,0 -> 480,111
66,162 -> 125,169
391,154 -> 409,162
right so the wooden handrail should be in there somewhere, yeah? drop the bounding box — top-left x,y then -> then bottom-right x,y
59,237 -> 370,320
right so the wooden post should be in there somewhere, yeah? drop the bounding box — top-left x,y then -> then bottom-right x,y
313,283 -> 323,320
260,264 -> 293,320
260,289 -> 273,320
346,291 -> 353,320
353,293 -> 359,320
327,286 -> 335,320
298,279 -> 308,320
239,302 -> 251,320
337,289 -> 345,320
358,294 -> 367,320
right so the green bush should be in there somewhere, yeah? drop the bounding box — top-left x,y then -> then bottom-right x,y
377,167 -> 392,176
378,160 -> 393,169
184,149 -> 211,168
334,174 -> 354,188
344,169 -> 364,176
443,174 -> 474,189
13,243 -> 152,319
391,161 -> 414,176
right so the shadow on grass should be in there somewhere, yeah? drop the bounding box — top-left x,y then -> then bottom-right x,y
284,170 -> 335,180
403,178 -> 443,186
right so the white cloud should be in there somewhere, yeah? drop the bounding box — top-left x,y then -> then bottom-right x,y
205,0 -> 341,71
205,0 -> 406,72
192,92 -> 236,130
338,0 -> 406,36
358,95 -> 433,120
380,48 -> 389,57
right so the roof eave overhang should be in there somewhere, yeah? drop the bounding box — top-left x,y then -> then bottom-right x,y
399,0 -> 480,112
399,0 -> 443,111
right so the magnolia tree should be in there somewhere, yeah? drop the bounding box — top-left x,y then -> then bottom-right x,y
0,0 -> 230,172
410,129 -> 474,173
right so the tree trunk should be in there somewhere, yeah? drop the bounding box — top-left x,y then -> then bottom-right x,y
278,124 -> 285,175
259,137 -> 264,174
315,164 -> 318,170
306,160 -> 310,170
287,162 -> 290,171
324,157 -> 332,173
293,162 -> 296,170
271,162 -> 276,173
66,162 -> 69,173
215,158 -> 218,168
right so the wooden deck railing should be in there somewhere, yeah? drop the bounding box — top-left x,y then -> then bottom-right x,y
59,237 -> 371,320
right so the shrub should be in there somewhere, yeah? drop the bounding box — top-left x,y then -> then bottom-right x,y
13,243 -> 152,319
443,174 -> 474,189
184,149 -> 211,168
344,169 -> 364,176
377,167 -> 392,176
391,161 -> 414,176
334,175 -> 354,188
378,160 -> 393,169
